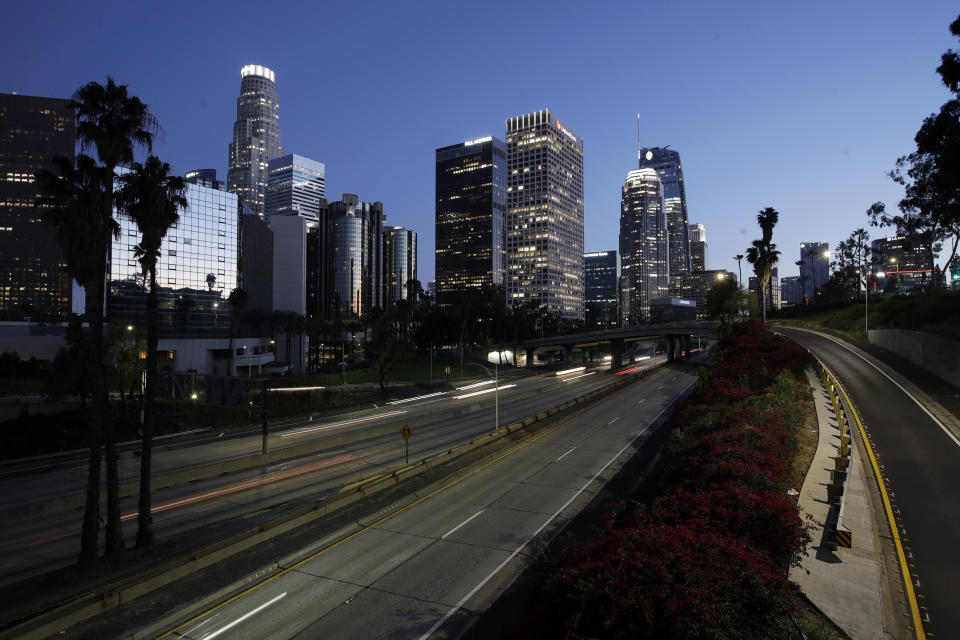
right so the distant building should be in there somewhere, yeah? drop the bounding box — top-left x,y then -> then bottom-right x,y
639,146 -> 690,292
185,168 -> 222,190
678,270 -> 731,320
781,275 -> 803,306
108,181 -> 238,336
506,109 -> 584,320
265,153 -> 325,221
620,168 -> 668,324
435,136 -> 506,305
649,298 -> 697,323
241,205 -> 273,314
227,65 -> 283,216
383,226 -> 417,303
871,235 -> 933,292
584,250 -> 618,329
749,266 -> 781,310
0,93 -> 76,321
329,194 -> 385,319
269,214 -> 309,316
800,242 -> 830,301
689,222 -> 707,272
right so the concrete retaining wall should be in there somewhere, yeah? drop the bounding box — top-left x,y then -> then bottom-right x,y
868,329 -> 960,391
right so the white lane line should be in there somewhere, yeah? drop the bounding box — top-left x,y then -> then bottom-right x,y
441,509 -> 485,540
637,398 -> 646,405
607,416 -> 619,425
417,390 -> 692,640
786,328 -> 960,449
556,447 -> 576,462
201,592 -> 287,639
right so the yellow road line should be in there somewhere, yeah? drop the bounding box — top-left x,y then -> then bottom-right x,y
154,390 -> 613,639
824,362 -> 926,640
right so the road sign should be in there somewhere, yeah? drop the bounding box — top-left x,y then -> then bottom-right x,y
401,424 -> 412,440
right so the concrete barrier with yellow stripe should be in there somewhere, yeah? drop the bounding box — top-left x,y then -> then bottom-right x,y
817,362 -> 854,548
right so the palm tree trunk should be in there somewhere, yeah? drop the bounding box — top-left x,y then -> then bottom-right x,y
137,267 -> 158,548
79,283 -> 103,568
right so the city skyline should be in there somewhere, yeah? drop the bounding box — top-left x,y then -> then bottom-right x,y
1,2 -> 957,287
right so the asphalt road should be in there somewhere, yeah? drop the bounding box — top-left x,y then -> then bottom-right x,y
0,359 -> 669,587
147,366 -> 697,640
777,327 -> 960,636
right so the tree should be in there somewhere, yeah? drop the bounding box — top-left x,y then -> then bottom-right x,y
705,277 -> 746,329
115,156 -> 186,549
733,254 -> 744,287
744,208 -> 781,323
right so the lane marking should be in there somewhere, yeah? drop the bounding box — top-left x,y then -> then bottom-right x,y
821,360 -> 927,640
555,447 -> 576,462
637,398 -> 646,405
417,391 -> 693,640
786,327 -> 959,449
441,509 -> 485,540
562,372 -> 596,383
201,592 -> 287,639
607,417 -> 619,425
279,410 -> 407,439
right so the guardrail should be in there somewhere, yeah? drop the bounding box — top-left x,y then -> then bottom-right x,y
0,362 -> 672,640
817,362 -> 854,548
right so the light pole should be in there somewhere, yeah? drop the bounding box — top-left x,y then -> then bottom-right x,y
890,257 -> 899,294
467,361 -> 499,431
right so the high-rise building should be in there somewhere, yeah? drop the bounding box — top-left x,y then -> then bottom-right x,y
227,64 -> 283,216
383,226 -> 417,303
689,222 -> 707,272
505,109 -> 584,320
799,242 -> 830,301
185,168 -> 221,190
109,181 -> 238,335
871,235 -> 933,292
434,136 -> 506,305
584,250 -> 618,329
329,194 -> 385,319
781,275 -> 803,306
265,153 -> 325,221
619,168 -> 668,325
241,206 -> 273,314
678,270 -> 732,320
639,147 -> 689,282
270,214 -> 310,316
0,93 -> 75,321
749,266 -> 781,310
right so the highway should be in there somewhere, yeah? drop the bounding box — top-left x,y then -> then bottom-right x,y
777,327 -> 960,637
0,358 -> 667,588
143,364 -> 697,640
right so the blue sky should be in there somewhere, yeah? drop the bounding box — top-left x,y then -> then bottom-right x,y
3,0 -> 957,283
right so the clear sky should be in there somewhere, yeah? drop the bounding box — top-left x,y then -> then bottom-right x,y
3,0 -> 957,284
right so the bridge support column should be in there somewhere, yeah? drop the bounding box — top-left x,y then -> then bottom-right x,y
525,347 -> 536,369
666,336 -> 677,362
681,335 -> 691,357
611,338 -> 625,369
563,343 -> 574,364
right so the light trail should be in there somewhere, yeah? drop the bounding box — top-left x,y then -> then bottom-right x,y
562,372 -> 596,382
455,380 -> 495,391
452,384 -> 516,399
386,391 -> 447,405
279,410 -> 407,439
269,386 -> 325,392
556,365 -> 586,376
615,365 -> 644,376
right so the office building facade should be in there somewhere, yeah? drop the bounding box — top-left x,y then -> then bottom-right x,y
584,250 -> 618,329
620,168 -> 668,324
505,109 -> 584,320
434,136 -> 506,305
109,182 -> 239,335
678,270 -> 731,320
800,242 -> 830,301
689,222 -> 707,272
0,93 -> 76,321
265,153 -> 325,221
749,266 -> 781,310
241,206 -> 273,314
330,194 -> 385,319
871,235 -> 933,292
227,65 -> 283,216
781,275 -> 803,305
383,226 -> 417,303
639,147 -> 690,279
185,168 -> 221,190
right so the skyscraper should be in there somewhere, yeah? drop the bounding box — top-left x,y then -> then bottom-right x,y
799,242 -> 830,301
505,109 -> 584,320
184,168 -> 221,190
689,222 -> 707,272
265,153 -> 325,221
434,136 -> 506,305
383,226 -> 418,303
620,168 -> 668,324
584,250 -> 618,329
0,93 -> 75,321
227,64 -> 283,216
639,146 -> 689,284
329,194 -> 385,319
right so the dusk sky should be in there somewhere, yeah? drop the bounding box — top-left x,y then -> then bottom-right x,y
3,1 -> 957,284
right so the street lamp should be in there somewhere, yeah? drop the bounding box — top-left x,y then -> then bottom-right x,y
467,361 -> 500,431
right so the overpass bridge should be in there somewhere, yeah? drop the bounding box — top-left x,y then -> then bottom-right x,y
516,321 -> 719,368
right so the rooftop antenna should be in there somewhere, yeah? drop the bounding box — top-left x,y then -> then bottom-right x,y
637,113 -> 641,163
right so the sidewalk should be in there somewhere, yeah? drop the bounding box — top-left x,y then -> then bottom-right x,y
790,369 -> 884,640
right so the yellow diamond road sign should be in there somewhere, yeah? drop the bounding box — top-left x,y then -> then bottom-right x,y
401,424 -> 412,440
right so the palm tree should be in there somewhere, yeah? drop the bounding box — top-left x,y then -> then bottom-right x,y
36,154 -> 118,567
733,254 -> 744,288
795,260 -> 807,304
746,240 -> 781,323
115,156 -> 186,549
72,77 -> 159,556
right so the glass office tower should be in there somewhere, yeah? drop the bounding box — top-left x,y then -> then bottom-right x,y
505,109 -> 584,320
329,194 -> 385,319
434,136 -> 506,305
227,65 -> 283,216
383,226 -> 418,303
620,168 -> 668,324
639,147 -> 690,280
689,222 -> 707,272
584,250 -> 618,329
799,242 -> 830,301
108,182 -> 239,335
265,153 -> 325,221
0,93 -> 75,321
